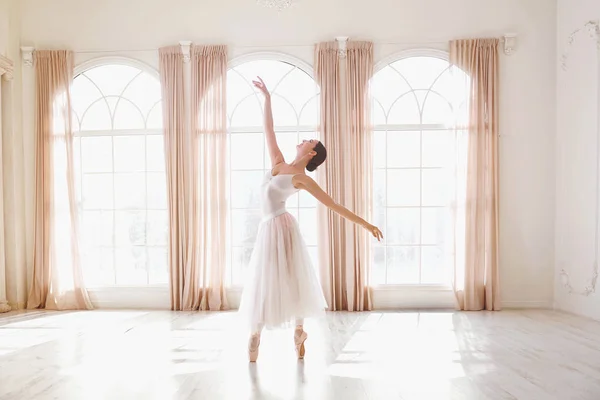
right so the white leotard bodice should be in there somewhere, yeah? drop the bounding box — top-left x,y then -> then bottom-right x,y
261,172 -> 299,221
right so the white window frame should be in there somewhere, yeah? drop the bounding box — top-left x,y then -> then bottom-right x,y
370,49 -> 461,297
72,56 -> 168,290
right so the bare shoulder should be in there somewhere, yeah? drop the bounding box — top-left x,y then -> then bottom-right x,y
291,173 -> 315,187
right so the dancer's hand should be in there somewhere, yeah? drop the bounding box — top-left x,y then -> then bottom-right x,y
252,76 -> 270,98
366,224 -> 383,241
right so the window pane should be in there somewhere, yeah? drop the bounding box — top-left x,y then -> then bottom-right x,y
421,207 -> 447,245
421,246 -> 447,284
82,246 -> 114,287
275,68 -> 318,113
371,246 -> 386,285
373,131 -> 386,169
81,136 -> 112,173
231,209 -> 261,246
233,60 -> 294,90
147,210 -> 168,246
422,130 -> 454,168
387,93 -> 421,125
147,173 -> 167,209
371,66 -> 411,112
113,99 -> 145,130
148,246 -> 168,285
386,246 -> 419,284
387,131 -> 420,168
114,210 -> 146,246
392,57 -> 448,90
298,96 -> 319,126
82,173 -> 113,209
386,208 -> 420,245
146,135 -> 166,172
72,74 -> 102,120
115,246 -> 147,285
230,133 -> 264,170
121,72 -> 162,118
82,210 -> 113,246
84,65 -> 140,96
227,71 -> 254,117
114,136 -> 145,172
114,173 -> 146,209
146,103 -> 163,129
373,169 -> 386,208
387,170 -> 420,206
230,171 -> 264,209
422,92 -> 453,125
80,100 -> 112,131
230,96 -> 263,128
422,169 -> 450,207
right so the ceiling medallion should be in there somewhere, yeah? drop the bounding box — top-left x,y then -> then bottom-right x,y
256,0 -> 294,12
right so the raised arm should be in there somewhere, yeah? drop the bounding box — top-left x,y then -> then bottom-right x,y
253,77 -> 284,168
292,175 -> 383,241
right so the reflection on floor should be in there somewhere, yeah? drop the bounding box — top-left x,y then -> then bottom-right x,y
1,309 -> 599,399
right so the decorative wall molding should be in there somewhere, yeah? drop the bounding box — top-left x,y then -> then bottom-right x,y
561,20 -> 600,71
179,41 -> 191,63
336,36 -> 348,59
0,55 -> 14,80
21,47 -> 34,67
558,20 -> 600,296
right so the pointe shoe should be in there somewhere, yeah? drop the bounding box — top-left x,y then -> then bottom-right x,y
248,334 -> 260,362
294,330 -> 308,359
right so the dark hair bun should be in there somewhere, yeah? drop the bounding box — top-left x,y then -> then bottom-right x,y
306,141 -> 327,172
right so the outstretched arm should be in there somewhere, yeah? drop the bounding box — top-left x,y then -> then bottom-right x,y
292,175 -> 383,241
253,77 -> 284,168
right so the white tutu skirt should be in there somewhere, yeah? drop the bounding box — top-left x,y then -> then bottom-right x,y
238,212 -> 327,330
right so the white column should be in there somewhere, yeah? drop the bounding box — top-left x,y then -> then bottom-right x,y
21,47 -> 35,299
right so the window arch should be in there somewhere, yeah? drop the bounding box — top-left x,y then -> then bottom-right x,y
226,56 -> 320,286
371,51 -> 468,286
72,59 -> 168,287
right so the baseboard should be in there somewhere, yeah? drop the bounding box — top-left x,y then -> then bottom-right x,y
502,301 -> 552,309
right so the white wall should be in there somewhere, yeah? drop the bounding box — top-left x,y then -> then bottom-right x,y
15,0 -> 557,309
0,0 -> 27,310
555,0 -> 600,320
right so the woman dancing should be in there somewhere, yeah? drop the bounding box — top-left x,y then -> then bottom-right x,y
239,77 -> 383,362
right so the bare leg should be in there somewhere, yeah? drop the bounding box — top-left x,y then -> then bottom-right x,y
248,323 -> 263,362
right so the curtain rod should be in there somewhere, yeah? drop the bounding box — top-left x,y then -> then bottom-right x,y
22,35 -> 515,58
66,36 -> 511,54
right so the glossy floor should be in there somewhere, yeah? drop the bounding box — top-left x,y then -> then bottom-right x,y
1,310 -> 599,399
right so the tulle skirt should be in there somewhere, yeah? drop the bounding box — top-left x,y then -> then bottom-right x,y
238,212 -> 327,330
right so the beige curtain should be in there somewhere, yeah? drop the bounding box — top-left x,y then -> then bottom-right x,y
192,45 -> 228,311
315,41 -> 374,311
450,39 -> 501,311
159,46 -> 192,310
27,50 -> 92,310
160,45 -> 228,311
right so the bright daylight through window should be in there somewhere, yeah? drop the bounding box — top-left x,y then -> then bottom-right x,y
370,54 -> 468,286
72,62 -> 168,287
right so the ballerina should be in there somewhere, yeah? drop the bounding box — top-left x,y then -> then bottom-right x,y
238,77 -> 383,362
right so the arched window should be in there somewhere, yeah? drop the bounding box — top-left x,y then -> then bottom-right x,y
72,60 -> 168,287
371,52 -> 468,286
226,57 -> 320,286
